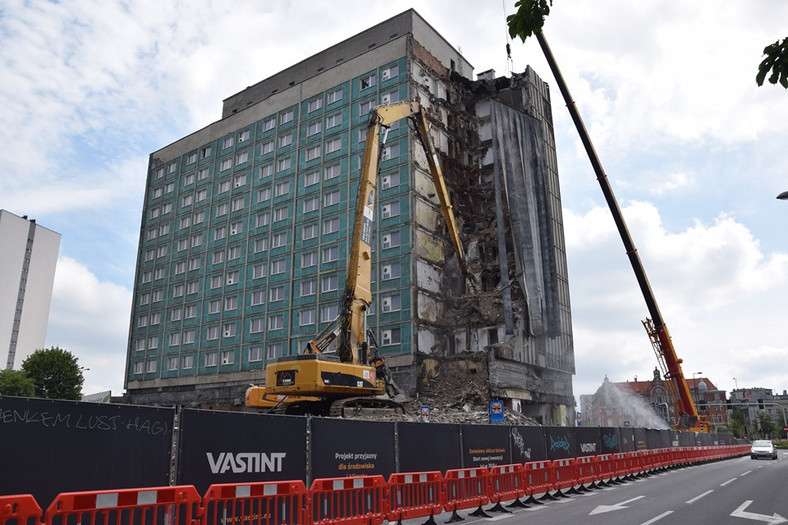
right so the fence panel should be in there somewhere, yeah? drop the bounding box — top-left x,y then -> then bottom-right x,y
0,494 -> 42,525
309,476 -> 387,525
202,480 -> 308,525
386,472 -> 443,523
44,486 -> 201,525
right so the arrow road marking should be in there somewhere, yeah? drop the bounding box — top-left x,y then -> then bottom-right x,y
589,495 -> 645,515
731,500 -> 788,524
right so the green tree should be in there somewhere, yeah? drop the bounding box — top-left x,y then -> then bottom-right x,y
21,347 -> 84,400
757,38 -> 788,88
729,409 -> 746,438
506,0 -> 788,90
0,369 -> 36,397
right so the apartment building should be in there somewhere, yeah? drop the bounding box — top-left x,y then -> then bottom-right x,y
0,210 -> 60,369
124,10 -> 575,424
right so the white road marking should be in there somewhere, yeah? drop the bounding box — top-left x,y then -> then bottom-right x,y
721,478 -> 737,487
741,469 -> 753,476
731,500 -> 788,524
641,511 -> 674,525
686,490 -> 714,504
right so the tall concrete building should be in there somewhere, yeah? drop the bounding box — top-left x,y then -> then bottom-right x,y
0,210 -> 61,369
124,10 -> 575,424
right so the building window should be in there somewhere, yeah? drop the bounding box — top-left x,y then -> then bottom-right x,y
168,333 -> 181,346
300,309 -> 316,326
256,212 -> 270,228
223,323 -> 236,338
226,270 -> 240,285
258,188 -> 272,202
382,294 -> 401,312
185,305 -> 197,318
322,246 -> 339,263
304,170 -> 319,187
231,196 -> 245,212
254,237 -> 268,253
135,340 -> 146,351
220,158 -> 232,171
253,263 -> 266,279
303,196 -> 319,213
277,157 -> 292,172
267,343 -> 283,361
181,195 -> 193,207
360,74 -> 375,90
269,285 -> 285,302
173,284 -> 185,298
302,251 -> 317,268
198,167 -> 210,180
194,211 -> 205,224
188,257 -> 200,271
152,290 -> 163,302
381,327 -> 401,345
382,262 -> 401,280
183,330 -> 195,344
381,172 -> 400,189
250,290 -> 265,306
236,151 -> 249,164
302,223 -> 318,240
250,317 -> 265,333
381,64 -> 399,81
133,361 -> 144,374
280,109 -> 294,124
382,200 -> 400,218
326,113 -> 342,129
227,245 -> 241,260
308,98 -> 323,112
307,121 -> 322,137
146,359 -> 157,373
230,221 -> 243,235
205,351 -> 218,367
324,190 -> 340,207
238,129 -> 250,143
306,145 -> 321,161
272,232 -> 287,248
382,231 -> 401,249
268,314 -> 284,330
261,141 -> 275,155
195,189 -> 208,202
271,259 -> 286,275
182,355 -> 194,369
325,137 -> 341,154
216,203 -> 228,217
223,136 -> 234,149
264,117 -> 276,131
324,163 -> 341,180
200,146 -> 212,159
212,250 -> 225,264
359,100 -> 374,115
273,206 -> 288,222
148,337 -> 159,349
279,133 -> 293,148
171,307 -> 183,322
321,274 -> 338,292
274,181 -> 290,197
327,88 -> 343,104
214,226 -> 227,240
179,216 -> 191,229
321,305 -> 339,323
323,217 -> 339,234
225,296 -> 238,311
259,164 -> 274,179
300,279 -> 316,297
234,174 -> 247,187
381,90 -> 399,104
206,326 -> 219,340
248,346 -> 263,363
209,299 -> 221,313
382,143 -> 400,160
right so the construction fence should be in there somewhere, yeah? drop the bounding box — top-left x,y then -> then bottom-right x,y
1,396 -> 742,512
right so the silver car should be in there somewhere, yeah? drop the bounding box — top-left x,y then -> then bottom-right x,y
750,439 -> 778,460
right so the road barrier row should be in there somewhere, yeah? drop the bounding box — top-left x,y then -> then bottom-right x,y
3,445 -> 750,525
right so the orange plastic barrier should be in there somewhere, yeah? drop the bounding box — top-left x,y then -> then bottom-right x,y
594,454 -> 615,485
487,464 -> 526,506
1,494 -> 42,525
45,486 -> 201,525
612,452 -> 630,480
203,480 -> 308,525
575,455 -> 599,488
310,476 -> 387,525
386,472 -> 444,523
522,460 -> 553,497
443,467 -> 489,515
551,458 -> 578,495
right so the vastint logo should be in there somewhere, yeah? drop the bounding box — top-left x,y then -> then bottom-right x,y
206,452 -> 286,474
579,442 -> 597,453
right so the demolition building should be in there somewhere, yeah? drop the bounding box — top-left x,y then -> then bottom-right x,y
124,9 -> 575,425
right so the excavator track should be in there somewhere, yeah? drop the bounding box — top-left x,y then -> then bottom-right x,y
329,396 -> 405,419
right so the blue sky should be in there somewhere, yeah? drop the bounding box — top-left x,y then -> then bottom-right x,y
1,0 -> 787,402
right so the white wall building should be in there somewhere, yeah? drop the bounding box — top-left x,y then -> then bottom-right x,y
0,210 -> 61,369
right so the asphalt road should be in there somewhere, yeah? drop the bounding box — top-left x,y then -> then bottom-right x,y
404,451 -> 787,525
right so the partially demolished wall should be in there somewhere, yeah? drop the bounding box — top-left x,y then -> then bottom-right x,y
402,38 -> 575,425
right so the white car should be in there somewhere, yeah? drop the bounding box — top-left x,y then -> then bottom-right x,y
750,440 -> 778,460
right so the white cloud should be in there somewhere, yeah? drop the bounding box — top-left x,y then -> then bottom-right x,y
45,257 -> 131,395
566,203 -> 788,398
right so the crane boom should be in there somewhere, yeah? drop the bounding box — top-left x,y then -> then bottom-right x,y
534,31 -> 710,432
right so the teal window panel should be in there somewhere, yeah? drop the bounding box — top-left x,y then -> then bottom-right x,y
325,81 -> 349,111
302,94 -> 325,119
379,58 -> 405,87
324,105 -> 349,136
352,97 -> 376,126
301,116 -> 323,144
322,157 -> 349,187
380,195 -> 408,226
379,137 -> 407,170
323,131 -> 348,163
277,105 -> 298,131
353,69 -> 378,98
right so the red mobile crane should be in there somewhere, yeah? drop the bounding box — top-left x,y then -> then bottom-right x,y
534,32 -> 711,432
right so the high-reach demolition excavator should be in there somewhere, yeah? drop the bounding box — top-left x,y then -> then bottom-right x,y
246,101 -> 467,416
